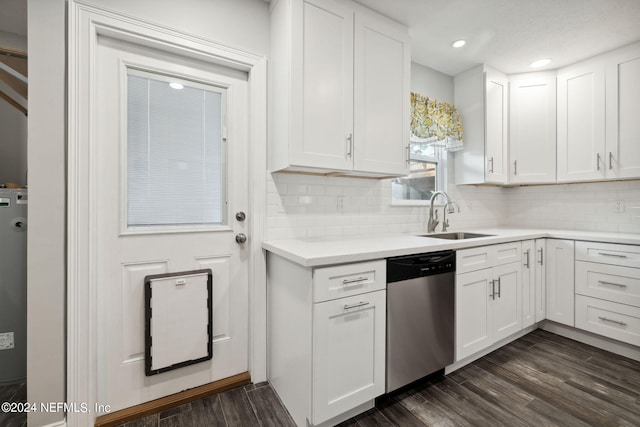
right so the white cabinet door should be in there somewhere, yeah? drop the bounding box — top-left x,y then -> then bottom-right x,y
312,290 -> 386,425
509,74 -> 557,184
485,67 -> 508,184
521,240 -> 536,327
492,262 -> 522,342
546,239 -> 575,326
290,0 -> 354,171
606,43 -> 640,179
557,61 -> 606,182
353,6 -> 410,176
534,239 -> 546,323
453,65 -> 508,185
456,269 -> 492,360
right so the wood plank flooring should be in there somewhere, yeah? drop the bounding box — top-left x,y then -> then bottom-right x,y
0,382 -> 27,427
115,329 -> 640,426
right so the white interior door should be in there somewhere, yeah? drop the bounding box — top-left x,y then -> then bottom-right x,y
94,35 -> 249,412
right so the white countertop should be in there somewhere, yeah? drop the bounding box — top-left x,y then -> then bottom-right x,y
262,228 -> 640,267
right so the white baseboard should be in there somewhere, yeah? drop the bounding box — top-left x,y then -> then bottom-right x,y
445,323 -> 539,374
541,321 -> 640,362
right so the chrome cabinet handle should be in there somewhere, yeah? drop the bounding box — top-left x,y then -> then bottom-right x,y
598,316 -> 627,327
598,280 -> 627,288
488,157 -> 494,174
496,277 -> 501,298
609,152 -> 613,170
514,160 -> 517,175
538,248 -> 544,265
489,280 -> 495,300
344,301 -> 369,310
598,252 -> 627,259
342,277 -> 368,285
597,153 -> 601,171
346,134 -> 353,158
524,249 -> 530,268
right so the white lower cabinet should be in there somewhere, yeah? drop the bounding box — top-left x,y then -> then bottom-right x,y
522,239 -> 547,327
545,239 -> 575,326
267,254 -> 386,427
455,243 -> 522,361
312,291 -> 385,423
575,241 -> 640,347
575,295 -> 640,347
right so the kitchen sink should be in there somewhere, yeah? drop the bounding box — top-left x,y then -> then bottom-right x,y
418,232 -> 495,240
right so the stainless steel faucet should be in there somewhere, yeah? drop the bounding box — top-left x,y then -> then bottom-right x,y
428,191 -> 459,233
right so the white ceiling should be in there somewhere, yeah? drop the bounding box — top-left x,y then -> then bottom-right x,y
356,0 -> 640,76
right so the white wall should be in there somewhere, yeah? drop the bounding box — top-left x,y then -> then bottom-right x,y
27,1 -> 66,426
81,0 -> 270,57
411,62 -> 453,103
265,62 -> 506,240
0,98 -> 27,186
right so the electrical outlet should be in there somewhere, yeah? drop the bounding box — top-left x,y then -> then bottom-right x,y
616,200 -> 625,213
0,332 -> 15,350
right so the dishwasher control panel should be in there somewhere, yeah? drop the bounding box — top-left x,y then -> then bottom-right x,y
387,250 -> 456,283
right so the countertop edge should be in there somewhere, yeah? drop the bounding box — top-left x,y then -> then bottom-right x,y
263,228 -> 640,268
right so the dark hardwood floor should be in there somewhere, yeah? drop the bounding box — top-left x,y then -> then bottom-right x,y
0,381 -> 27,427
116,329 -> 640,427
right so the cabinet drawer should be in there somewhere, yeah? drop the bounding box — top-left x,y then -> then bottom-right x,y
576,261 -> 640,307
494,242 -> 522,266
313,260 -> 386,303
575,241 -> 640,268
575,295 -> 640,347
457,242 -> 521,274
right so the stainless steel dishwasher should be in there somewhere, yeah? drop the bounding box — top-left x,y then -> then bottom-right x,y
386,250 -> 455,393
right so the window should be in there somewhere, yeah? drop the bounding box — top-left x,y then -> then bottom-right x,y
391,142 -> 447,205
126,70 -> 227,229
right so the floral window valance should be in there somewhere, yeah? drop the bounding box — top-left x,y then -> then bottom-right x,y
410,92 -> 463,152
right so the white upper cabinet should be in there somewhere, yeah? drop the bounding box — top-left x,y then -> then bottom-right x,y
509,73 -> 557,184
454,65 -> 508,185
557,41 -> 640,182
557,60 -> 606,182
353,5 -> 410,176
269,0 -> 410,177
605,42 -> 640,179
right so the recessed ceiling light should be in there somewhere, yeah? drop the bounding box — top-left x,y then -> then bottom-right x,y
452,40 -> 466,48
529,58 -> 551,68
169,82 -> 184,90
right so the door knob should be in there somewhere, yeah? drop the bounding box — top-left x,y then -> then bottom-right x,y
235,233 -> 247,244
235,212 -> 246,222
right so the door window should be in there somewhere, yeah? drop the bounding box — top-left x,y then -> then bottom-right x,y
126,70 -> 227,229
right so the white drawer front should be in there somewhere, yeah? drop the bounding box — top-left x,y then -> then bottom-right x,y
457,242 -> 521,274
313,260 -> 386,303
456,246 -> 492,274
575,241 -> 640,268
575,295 -> 640,347
493,242 -> 522,266
576,261 -> 640,308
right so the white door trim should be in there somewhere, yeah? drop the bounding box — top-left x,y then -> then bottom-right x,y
67,2 -> 267,425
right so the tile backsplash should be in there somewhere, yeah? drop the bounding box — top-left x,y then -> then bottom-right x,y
265,172 -> 505,240
504,180 -> 640,234
265,173 -> 640,240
